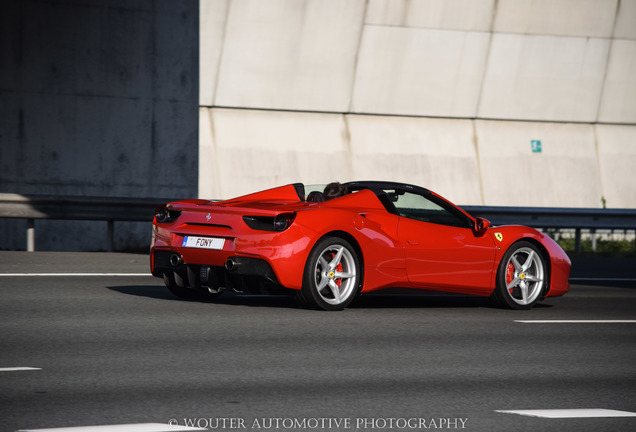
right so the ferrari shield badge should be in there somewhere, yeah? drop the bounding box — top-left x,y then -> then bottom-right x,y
494,232 -> 503,242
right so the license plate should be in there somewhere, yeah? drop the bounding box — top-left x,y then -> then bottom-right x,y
182,236 -> 225,250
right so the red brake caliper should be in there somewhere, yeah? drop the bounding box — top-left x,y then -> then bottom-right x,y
506,262 -> 515,293
329,252 -> 343,287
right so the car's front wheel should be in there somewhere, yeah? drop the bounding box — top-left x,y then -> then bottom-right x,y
492,241 -> 546,309
299,236 -> 361,311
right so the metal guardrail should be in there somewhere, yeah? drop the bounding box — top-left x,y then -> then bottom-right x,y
464,205 -> 636,253
0,193 -> 175,252
1,194 -> 635,252
462,206 -> 636,230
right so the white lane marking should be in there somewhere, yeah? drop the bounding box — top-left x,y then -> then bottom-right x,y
516,320 -> 636,323
0,273 -> 150,277
18,423 -> 205,431
496,409 -> 636,418
0,367 -> 41,372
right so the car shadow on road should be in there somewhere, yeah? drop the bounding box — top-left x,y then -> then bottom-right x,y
107,285 -> 177,301
352,293 -> 494,309
107,285 -> 550,310
107,285 -> 298,308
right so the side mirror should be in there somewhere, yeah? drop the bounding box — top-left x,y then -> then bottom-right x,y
474,217 -> 491,235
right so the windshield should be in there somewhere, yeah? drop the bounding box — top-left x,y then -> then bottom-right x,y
304,184 -> 327,195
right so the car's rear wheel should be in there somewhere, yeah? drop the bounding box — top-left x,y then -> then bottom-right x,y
492,241 -> 546,309
299,236 -> 361,311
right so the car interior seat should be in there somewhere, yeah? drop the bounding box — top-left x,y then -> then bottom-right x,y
306,191 -> 326,202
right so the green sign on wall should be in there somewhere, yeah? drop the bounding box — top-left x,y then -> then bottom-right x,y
531,140 -> 542,153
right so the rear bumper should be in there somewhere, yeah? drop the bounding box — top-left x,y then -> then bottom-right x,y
151,249 -> 293,295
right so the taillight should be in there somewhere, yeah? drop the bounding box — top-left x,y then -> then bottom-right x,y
243,213 -> 296,231
154,206 -> 181,223
273,213 -> 295,231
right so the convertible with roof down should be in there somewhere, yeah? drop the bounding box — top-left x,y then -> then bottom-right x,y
150,181 -> 570,310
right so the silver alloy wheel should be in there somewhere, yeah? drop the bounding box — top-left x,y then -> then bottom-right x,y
504,246 -> 545,306
312,244 -> 357,306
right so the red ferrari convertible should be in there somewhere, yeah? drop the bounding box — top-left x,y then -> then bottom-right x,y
150,181 -> 570,310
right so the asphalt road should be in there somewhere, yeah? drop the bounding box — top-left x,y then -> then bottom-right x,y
0,252 -> 635,432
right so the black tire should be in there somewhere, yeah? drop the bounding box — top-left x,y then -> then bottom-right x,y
299,236 -> 361,311
491,241 -> 546,310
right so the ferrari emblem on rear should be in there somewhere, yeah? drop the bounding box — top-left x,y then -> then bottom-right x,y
495,232 -> 503,242
206,213 -> 211,222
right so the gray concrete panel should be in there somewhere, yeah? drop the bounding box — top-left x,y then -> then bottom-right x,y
19,1 -> 154,99
198,108 -> 222,198
493,0 -> 618,38
598,39 -> 636,123
475,120 -> 603,207
197,0 -> 635,211
0,93 -> 20,187
198,108 -> 350,199
365,0 -> 494,31
150,100 -> 200,197
0,0 -> 198,251
1,0 -> 198,197
11,94 -> 151,196
0,2 -> 21,87
215,0 -> 365,111
154,1 -> 200,102
595,125 -> 636,208
199,106 -> 636,209
614,0 -> 636,39
5,86 -> 199,198
200,0 -> 230,106
347,115 -> 482,204
5,0 -> 636,250
0,220 -> 25,252
351,26 -> 489,117
478,33 -> 609,122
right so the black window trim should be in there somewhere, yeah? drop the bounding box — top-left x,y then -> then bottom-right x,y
344,181 -> 473,229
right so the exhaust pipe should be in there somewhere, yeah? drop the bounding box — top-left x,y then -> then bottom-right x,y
169,253 -> 183,267
225,258 -> 240,272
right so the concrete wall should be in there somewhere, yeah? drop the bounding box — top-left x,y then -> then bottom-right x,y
1,0 -> 634,250
199,0 -> 636,209
0,0 -> 199,250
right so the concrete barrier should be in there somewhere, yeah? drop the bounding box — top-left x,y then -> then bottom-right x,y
198,0 -> 636,209
214,0 -> 365,111
199,107 -> 636,210
4,0 -> 636,250
596,124 -> 636,208
351,26 -> 489,117
493,0 -> 618,37
598,39 -> 636,123
478,33 -> 609,122
347,115 -> 482,204
365,0 -> 494,31
1,0 -> 199,251
199,108 -> 350,199
475,120 -> 602,207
